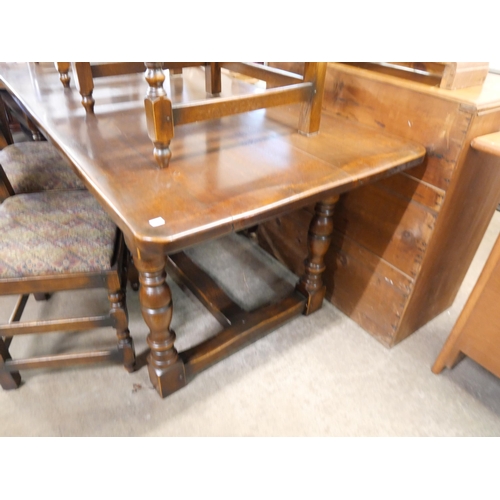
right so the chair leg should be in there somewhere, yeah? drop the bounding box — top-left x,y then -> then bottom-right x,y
33,292 -> 51,301
0,337 -> 21,390
109,288 -> 135,372
127,253 -> 140,291
27,116 -> 43,141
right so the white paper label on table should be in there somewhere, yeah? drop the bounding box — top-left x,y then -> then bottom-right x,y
149,217 -> 166,227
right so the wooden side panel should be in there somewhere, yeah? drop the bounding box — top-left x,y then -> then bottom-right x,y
323,64 -> 472,191
332,184 -> 438,279
451,247 -> 500,378
458,296 -> 500,379
325,232 -> 414,346
433,232 -> 500,375
376,172 -> 445,212
257,206 -> 312,278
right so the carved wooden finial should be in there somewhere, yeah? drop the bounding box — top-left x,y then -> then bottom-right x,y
144,63 -> 174,168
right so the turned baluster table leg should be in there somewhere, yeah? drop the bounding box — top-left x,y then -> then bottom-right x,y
132,249 -> 186,397
296,195 -> 339,315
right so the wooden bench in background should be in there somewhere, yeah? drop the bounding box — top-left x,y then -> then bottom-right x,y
258,62 -> 500,348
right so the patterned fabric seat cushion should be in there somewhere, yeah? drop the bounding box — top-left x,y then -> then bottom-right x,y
0,190 -> 117,279
0,141 -> 85,193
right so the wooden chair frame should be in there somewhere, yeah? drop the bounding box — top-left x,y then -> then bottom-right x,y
64,62 -> 205,112
0,157 -> 135,389
67,62 -> 327,168
56,62 -> 203,92
0,158 -> 15,202
145,61 -> 326,167
0,90 -> 14,145
1,84 -> 138,388
0,223 -> 135,390
0,89 -> 43,142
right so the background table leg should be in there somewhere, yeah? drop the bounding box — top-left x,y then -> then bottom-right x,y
296,195 -> 339,315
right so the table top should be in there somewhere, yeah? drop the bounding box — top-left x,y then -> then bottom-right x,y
0,63 -> 426,255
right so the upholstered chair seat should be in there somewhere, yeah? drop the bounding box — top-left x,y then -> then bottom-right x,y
0,190 -> 135,390
0,190 -> 114,278
0,141 -> 84,194
0,141 -> 140,290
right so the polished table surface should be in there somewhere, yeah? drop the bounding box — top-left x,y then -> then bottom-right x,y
0,63 -> 426,397
0,63 -> 425,254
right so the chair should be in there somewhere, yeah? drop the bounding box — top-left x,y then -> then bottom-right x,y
0,141 -> 85,201
69,62 -> 326,168
67,62 -> 207,112
0,189 -> 135,390
0,87 -> 42,142
0,121 -> 141,290
0,92 -> 85,202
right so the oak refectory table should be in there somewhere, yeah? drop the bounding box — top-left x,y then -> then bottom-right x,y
0,63 -> 426,398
